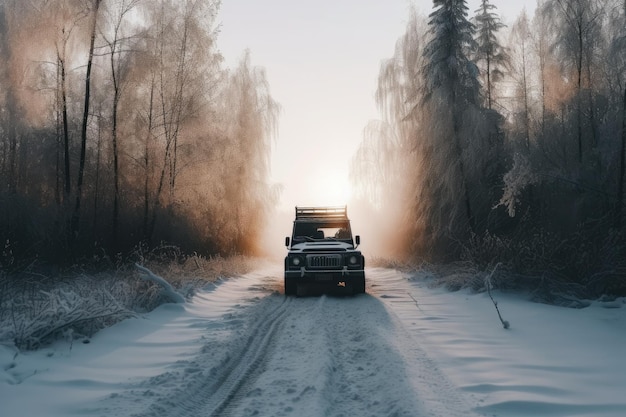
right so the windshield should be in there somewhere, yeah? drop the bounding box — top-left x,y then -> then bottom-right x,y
292,220 -> 352,242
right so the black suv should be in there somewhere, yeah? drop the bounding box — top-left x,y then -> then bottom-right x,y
284,206 -> 365,295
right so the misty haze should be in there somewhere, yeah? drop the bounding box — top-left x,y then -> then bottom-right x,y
1,1 -> 625,417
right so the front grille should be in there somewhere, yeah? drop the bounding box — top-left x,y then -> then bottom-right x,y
307,254 -> 342,269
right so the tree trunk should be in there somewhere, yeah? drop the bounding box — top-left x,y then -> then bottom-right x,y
540,39 -> 547,135
7,109 -> 17,194
576,30 -> 583,164
143,78 -> 155,240
72,0 -> 101,244
486,55 -> 492,110
452,102 -> 475,233
60,56 -> 71,202
617,86 -> 626,229
522,38 -> 530,149
111,47 -> 120,247
93,115 -> 102,234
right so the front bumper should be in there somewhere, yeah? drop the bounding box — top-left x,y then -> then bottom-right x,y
285,270 -> 364,296
285,266 -> 364,278
285,268 -> 364,283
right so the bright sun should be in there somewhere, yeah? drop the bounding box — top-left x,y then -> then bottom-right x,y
307,168 -> 353,207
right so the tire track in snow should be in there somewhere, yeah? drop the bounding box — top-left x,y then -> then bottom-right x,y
109,268 -> 483,417
368,268 -> 485,417
316,295 -> 425,417
128,293 -> 292,417
207,294 -> 293,417
223,294 -> 428,417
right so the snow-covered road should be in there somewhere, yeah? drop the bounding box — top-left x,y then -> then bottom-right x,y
2,266 -> 625,417
101,268 -> 476,417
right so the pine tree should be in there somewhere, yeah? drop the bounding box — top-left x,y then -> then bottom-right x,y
422,0 -> 480,107
473,0 -> 509,110
417,0 -> 483,251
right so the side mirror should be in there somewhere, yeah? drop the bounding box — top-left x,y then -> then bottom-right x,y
285,236 -> 290,247
355,235 -> 360,247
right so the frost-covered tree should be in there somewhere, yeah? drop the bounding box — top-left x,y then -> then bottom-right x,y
72,0 -> 102,243
350,9 -> 427,256
0,0 -> 281,262
609,0 -> 626,227
141,0 -> 223,244
530,3 -> 553,134
509,11 -> 533,148
422,0 -> 480,106
472,0 -> 509,110
101,0 -> 141,245
542,0 -> 605,164
216,51 -> 280,253
416,0 -> 486,253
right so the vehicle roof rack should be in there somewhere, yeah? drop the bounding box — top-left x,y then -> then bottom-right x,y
295,206 -> 348,220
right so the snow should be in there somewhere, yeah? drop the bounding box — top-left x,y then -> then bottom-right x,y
1,266 -> 625,417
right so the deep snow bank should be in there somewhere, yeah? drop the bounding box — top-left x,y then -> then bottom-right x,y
370,267 -> 626,417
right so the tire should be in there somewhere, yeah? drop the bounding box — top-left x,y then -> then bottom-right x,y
284,277 -> 297,295
353,277 -> 366,294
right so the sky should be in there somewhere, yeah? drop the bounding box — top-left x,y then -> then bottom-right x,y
217,0 -> 539,211
2,267 -> 625,416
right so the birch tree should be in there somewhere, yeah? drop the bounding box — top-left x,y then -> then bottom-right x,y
351,9 -> 427,256
101,0 -> 140,244
509,11 -> 533,148
216,51 -> 279,253
145,0 -> 219,240
543,0 -> 605,164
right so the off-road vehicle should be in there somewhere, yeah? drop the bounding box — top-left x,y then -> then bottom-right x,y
284,206 -> 365,295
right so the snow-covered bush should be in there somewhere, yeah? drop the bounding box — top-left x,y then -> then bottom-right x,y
458,217 -> 626,301
0,273 -> 136,350
0,251 -> 255,351
130,244 -> 255,297
496,153 -> 539,217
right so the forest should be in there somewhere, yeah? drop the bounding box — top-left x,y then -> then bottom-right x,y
0,0 -> 279,267
0,0 -> 625,298
351,0 -> 626,296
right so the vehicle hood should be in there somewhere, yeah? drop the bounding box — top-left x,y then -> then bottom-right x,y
289,241 -> 356,252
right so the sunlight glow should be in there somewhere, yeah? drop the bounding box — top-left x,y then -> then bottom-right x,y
307,168 -> 353,207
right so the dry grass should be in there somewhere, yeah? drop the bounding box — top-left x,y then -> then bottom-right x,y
0,250 -> 257,351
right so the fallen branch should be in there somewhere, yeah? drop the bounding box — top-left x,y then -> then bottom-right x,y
485,263 -> 510,329
407,292 -> 425,313
135,264 -> 186,304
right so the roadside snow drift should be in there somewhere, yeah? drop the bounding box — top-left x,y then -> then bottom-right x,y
1,267 -> 625,417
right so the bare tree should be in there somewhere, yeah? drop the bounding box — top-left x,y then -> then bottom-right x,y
0,0 -> 21,195
612,0 -> 626,227
509,11 -> 533,148
218,51 -> 280,252
531,2 -> 553,134
351,9 -> 427,257
101,0 -> 140,245
47,0 -> 86,208
145,0 -> 217,240
141,74 -> 157,240
71,0 -> 102,242
543,0 -> 605,164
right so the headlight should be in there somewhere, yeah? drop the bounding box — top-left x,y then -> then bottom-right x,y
348,255 -> 358,265
291,257 -> 301,266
